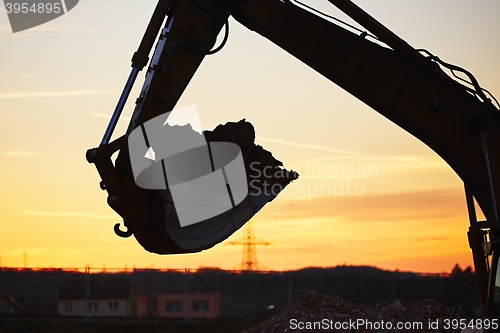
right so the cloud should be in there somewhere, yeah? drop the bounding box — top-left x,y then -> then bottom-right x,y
412,237 -> 450,243
257,137 -> 359,155
3,151 -> 40,157
257,189 -> 466,223
90,112 -> 130,122
12,31 -> 57,34
2,247 -> 53,257
0,90 -> 117,99
0,30 -> 56,35
23,210 -> 117,219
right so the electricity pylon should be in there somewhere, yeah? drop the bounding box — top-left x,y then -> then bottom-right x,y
227,220 -> 270,271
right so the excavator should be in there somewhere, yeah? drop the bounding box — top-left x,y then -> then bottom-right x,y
86,0 -> 500,320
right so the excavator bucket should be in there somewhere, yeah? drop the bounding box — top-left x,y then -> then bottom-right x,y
88,118 -> 297,254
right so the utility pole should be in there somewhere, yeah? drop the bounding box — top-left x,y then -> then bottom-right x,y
287,272 -> 293,307
390,277 -> 396,303
184,268 -> 190,323
84,265 -> 90,320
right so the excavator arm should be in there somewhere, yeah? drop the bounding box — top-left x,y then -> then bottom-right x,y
87,0 -> 500,319
229,0 -> 500,318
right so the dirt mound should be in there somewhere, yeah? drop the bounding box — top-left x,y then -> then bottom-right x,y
242,291 -> 458,332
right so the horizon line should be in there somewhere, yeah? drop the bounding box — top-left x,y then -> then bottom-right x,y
0,265 -> 458,276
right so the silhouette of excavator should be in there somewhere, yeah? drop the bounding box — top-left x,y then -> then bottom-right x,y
87,0 -> 500,319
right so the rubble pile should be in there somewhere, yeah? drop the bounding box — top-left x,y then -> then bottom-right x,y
242,291 -> 459,332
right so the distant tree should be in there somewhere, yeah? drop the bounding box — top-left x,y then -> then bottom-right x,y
463,266 -> 473,274
451,264 -> 463,275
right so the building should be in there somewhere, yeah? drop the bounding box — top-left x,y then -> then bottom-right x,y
137,293 -> 220,318
57,279 -> 133,317
0,289 -> 25,314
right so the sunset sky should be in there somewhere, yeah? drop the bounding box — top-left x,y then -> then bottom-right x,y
0,0 -> 499,273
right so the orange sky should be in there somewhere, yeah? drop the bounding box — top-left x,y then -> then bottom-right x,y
0,0 -> 499,273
